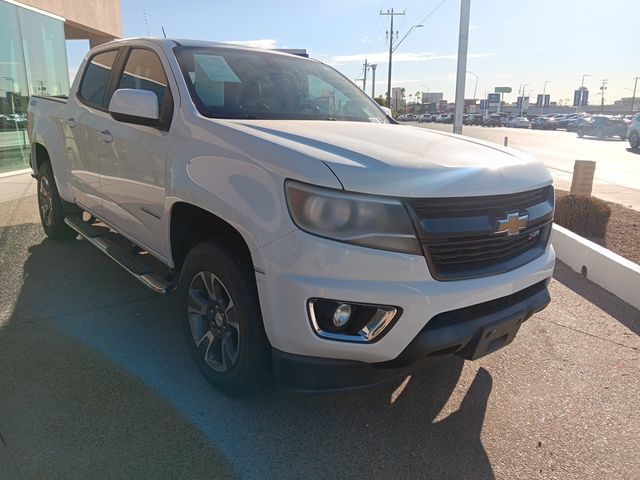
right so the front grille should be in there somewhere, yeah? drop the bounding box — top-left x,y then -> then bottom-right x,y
410,187 -> 550,218
406,186 -> 554,280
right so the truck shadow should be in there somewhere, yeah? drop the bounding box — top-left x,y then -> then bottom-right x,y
4,223 -> 495,479
553,261 -> 640,336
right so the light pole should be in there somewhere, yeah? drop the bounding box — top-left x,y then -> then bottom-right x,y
631,76 -> 639,114
453,0 -> 471,135
576,74 -> 590,112
466,70 -> 478,101
540,80 -> 551,116
519,83 -> 529,115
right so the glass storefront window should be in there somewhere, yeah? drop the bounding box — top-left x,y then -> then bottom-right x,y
0,0 -> 70,173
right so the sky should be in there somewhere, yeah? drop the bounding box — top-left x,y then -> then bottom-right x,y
66,0 -> 639,105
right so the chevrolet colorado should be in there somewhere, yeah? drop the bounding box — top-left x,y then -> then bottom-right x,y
28,38 -> 555,397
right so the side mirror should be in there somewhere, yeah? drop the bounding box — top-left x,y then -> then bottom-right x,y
109,88 -> 159,127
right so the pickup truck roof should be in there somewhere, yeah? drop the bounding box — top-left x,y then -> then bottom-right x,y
96,37 -> 313,60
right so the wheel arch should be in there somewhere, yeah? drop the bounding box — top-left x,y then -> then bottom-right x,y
168,202 -> 258,274
31,142 -> 50,176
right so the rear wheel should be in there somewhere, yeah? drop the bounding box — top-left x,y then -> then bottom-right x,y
178,241 -> 271,397
37,162 -> 78,240
629,131 -> 639,150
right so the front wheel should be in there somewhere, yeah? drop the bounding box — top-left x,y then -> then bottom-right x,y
178,241 -> 271,397
629,131 -> 640,150
37,161 -> 78,240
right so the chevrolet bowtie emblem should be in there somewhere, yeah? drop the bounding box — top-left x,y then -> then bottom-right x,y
496,212 -> 528,236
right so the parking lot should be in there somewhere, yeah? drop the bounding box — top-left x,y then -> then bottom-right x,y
0,183 -> 638,479
408,122 -> 640,210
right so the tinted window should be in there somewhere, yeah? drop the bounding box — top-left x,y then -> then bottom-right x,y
79,50 -> 118,108
117,48 -> 168,113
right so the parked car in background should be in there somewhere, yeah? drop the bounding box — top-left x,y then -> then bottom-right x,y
418,113 -> 432,123
508,117 -> 531,129
557,113 -> 586,130
577,115 -> 627,140
469,113 -> 484,125
567,116 -> 590,132
484,114 -> 502,127
530,116 -> 558,130
626,113 -> 640,150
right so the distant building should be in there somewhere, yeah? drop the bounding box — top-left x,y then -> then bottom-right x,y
422,92 -> 444,104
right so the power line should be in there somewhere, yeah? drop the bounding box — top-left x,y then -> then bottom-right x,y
416,0 -> 450,26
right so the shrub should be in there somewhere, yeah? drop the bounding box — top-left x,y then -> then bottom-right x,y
554,194 -> 611,238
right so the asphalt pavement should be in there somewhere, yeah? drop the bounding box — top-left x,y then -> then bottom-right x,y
0,186 -> 639,479
411,122 -> 640,210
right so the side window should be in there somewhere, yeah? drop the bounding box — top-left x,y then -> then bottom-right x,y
78,50 -> 119,108
117,48 -> 168,114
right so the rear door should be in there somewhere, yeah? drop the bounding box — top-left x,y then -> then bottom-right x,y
97,45 -> 175,259
66,48 -> 121,213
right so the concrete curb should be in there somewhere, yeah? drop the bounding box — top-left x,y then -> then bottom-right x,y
551,224 -> 640,310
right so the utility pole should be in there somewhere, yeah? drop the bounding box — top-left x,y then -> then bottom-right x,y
630,77 -> 639,114
370,64 -> 378,99
380,8 -> 405,108
599,79 -> 608,114
362,59 -> 368,92
453,0 -> 471,134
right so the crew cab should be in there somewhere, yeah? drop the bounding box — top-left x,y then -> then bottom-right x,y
28,38 -> 555,397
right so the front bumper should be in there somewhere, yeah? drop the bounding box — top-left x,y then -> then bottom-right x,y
254,229 -> 555,364
273,279 -> 551,392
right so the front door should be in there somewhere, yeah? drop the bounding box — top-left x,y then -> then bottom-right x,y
97,46 -> 174,259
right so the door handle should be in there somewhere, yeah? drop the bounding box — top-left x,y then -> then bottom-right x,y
65,117 -> 76,128
99,130 -> 113,143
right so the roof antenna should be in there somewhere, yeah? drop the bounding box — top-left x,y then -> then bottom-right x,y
161,26 -> 167,38
142,8 -> 150,36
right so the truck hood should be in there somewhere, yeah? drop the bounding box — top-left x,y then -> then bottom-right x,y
231,120 -> 552,197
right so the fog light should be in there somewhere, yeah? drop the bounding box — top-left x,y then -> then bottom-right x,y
333,303 -> 352,327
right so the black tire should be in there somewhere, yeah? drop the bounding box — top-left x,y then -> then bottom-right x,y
37,161 -> 78,240
629,131 -> 640,150
178,241 -> 271,397
577,128 -> 584,138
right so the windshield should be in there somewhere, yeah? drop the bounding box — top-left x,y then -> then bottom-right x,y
174,46 -> 387,122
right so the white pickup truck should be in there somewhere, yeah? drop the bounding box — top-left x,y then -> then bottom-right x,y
28,38 -> 555,397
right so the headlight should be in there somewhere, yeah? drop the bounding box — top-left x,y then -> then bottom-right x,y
285,180 -> 421,254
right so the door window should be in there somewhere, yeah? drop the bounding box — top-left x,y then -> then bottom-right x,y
117,48 -> 169,115
78,50 -> 118,108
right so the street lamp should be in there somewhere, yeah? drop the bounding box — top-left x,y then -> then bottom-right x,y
576,74 -> 590,112
540,80 -> 551,116
519,83 -> 529,115
631,76 -> 639,114
393,24 -> 424,53
466,71 -> 478,101
385,22 -> 422,107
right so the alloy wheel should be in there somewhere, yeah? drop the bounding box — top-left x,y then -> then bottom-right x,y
187,271 -> 240,373
38,176 -> 54,227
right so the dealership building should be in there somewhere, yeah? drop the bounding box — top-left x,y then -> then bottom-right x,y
0,0 -> 121,173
